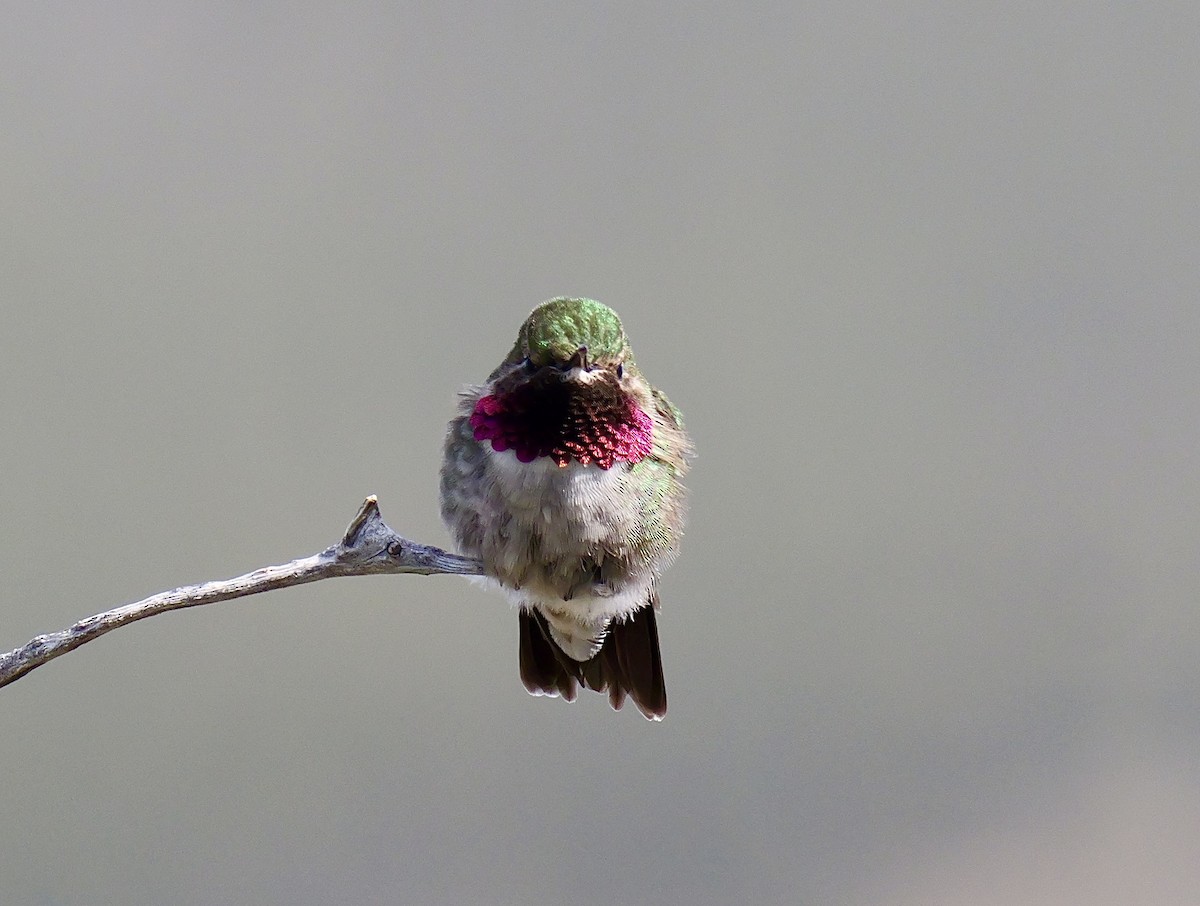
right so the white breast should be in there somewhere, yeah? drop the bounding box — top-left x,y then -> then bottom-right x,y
481,445 -> 652,626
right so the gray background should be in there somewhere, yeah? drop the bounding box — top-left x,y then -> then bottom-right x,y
2,3 -> 1198,904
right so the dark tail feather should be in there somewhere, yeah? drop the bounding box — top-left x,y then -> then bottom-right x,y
608,604 -> 667,720
518,609 -> 578,702
518,604 -> 667,721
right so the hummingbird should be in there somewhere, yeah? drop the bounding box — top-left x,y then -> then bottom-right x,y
440,297 -> 691,720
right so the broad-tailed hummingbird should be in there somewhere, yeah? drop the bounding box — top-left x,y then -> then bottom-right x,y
440,297 -> 691,719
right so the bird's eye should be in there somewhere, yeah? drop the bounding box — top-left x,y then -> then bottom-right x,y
616,363 -> 624,379
522,357 -> 537,374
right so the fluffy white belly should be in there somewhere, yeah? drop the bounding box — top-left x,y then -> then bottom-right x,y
482,446 -> 651,627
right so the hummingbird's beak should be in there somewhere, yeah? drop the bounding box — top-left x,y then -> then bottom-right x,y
565,345 -> 590,372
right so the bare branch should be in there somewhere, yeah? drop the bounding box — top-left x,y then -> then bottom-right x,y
0,496 -> 482,690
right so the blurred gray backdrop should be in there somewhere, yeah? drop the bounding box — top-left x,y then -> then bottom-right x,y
3,3 -> 1198,904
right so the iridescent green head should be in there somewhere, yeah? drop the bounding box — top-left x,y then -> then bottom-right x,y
477,297 -> 660,469
514,297 -> 632,367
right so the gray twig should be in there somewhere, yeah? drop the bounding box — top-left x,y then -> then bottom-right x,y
0,496 -> 482,690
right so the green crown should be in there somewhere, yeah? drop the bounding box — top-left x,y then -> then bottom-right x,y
518,297 -> 630,365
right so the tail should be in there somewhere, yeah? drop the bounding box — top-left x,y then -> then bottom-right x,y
518,603 -> 667,720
